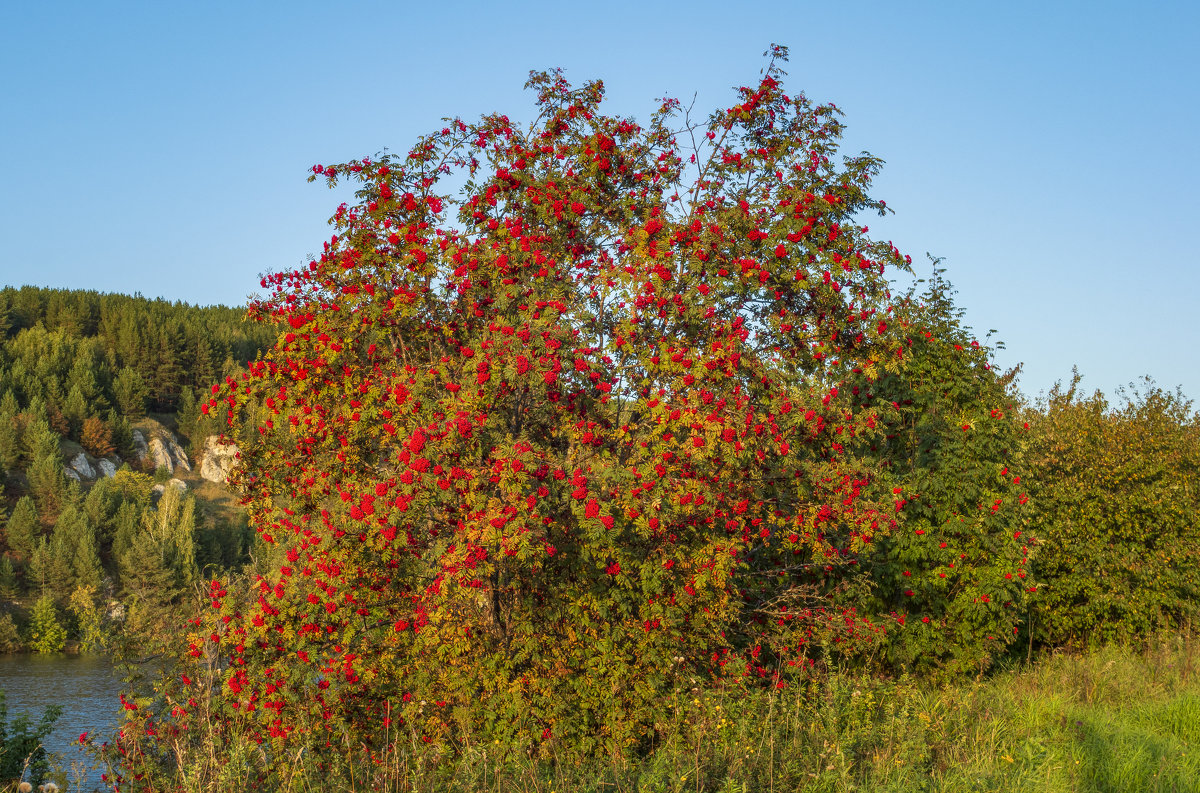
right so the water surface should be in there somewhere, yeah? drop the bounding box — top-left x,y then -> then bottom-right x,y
0,654 -> 125,791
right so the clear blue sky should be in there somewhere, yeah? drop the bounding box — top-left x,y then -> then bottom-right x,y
2,1 -> 1197,403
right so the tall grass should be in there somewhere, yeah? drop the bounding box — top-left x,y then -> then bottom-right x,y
91,635 -> 1200,792
393,635 -> 1200,793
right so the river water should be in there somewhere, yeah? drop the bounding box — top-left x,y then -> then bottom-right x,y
0,654 -> 126,791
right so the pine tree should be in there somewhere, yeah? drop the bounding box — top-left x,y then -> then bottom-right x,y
54,504 -> 102,593
26,594 -> 66,653
138,485 -> 198,591
188,335 -> 217,390
67,348 -> 108,411
71,525 -> 103,594
27,535 -> 71,600
0,390 -> 18,416
6,286 -> 42,334
112,498 -> 143,561
106,409 -> 134,458
112,366 -> 148,418
172,493 -> 198,591
118,531 -> 180,607
0,292 -> 11,339
21,417 -> 58,462
0,404 -> 18,472
152,326 -> 183,412
0,613 -> 22,652
61,383 -> 89,438
83,475 -> 123,548
0,558 -> 17,600
175,386 -> 199,445
27,450 -> 68,522
26,538 -> 48,596
3,496 -> 39,560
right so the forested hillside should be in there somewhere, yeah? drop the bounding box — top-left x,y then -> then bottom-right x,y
0,285 -> 276,652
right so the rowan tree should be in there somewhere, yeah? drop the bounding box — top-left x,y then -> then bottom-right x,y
105,48 -> 1023,788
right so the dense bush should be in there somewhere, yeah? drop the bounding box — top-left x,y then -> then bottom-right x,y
858,267 -> 1032,676
89,48 -> 1048,791
1026,375 -> 1200,648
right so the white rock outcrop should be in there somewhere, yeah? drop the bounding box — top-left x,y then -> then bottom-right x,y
97,458 -> 118,478
200,436 -> 240,484
131,430 -> 150,465
64,467 -> 81,482
167,435 -> 191,472
69,452 -> 97,480
137,428 -> 191,474
149,437 -> 173,473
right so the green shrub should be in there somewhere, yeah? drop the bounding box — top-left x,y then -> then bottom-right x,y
857,267 -> 1033,677
1026,376 -> 1200,648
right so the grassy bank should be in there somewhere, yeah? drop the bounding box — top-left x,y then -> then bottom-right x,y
383,635 -> 1200,793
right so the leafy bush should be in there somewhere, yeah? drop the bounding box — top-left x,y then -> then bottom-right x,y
1026,375 -> 1200,648
102,48 -> 1034,788
857,267 -> 1033,676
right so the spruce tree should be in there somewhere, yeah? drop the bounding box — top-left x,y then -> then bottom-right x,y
26,594 -> 66,653
27,535 -> 72,600
53,504 -> 102,593
0,558 -> 17,600
112,367 -> 148,417
3,496 -> 39,560
61,383 -> 89,437
118,531 -> 180,608
0,404 -> 18,472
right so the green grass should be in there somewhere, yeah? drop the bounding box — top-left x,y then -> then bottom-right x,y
400,636 -> 1200,793
86,636 -> 1200,792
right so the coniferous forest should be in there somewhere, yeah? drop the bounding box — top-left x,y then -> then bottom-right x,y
0,285 -> 275,653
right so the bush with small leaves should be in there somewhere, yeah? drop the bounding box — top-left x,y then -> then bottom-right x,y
103,47 -> 1029,789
